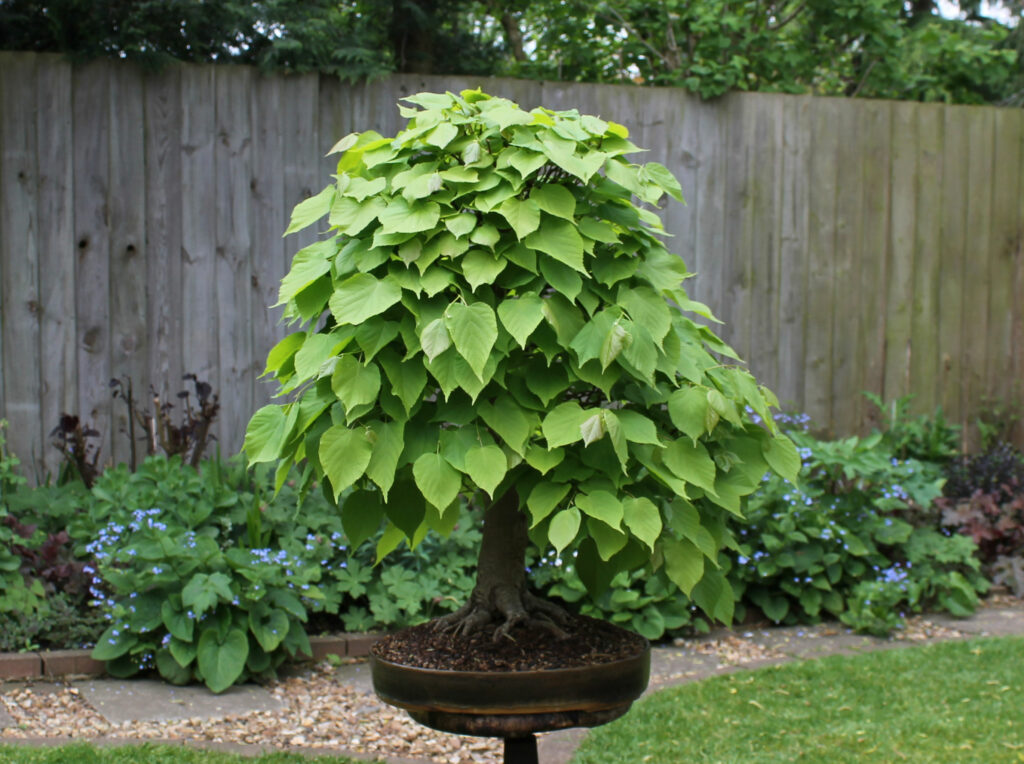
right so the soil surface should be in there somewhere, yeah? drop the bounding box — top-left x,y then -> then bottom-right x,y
371,613 -> 647,672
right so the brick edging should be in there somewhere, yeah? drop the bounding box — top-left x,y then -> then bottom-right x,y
0,632 -> 385,681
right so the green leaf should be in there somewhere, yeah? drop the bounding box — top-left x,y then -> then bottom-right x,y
576,490 -> 623,530
524,444 -> 565,475
525,218 -> 585,273
527,481 -> 572,527
542,401 -> 590,448
662,439 -> 718,495
600,320 -> 631,370
243,405 -> 288,464
470,223 -> 501,248
580,412 -> 606,446
478,395 -> 534,455
445,211 -> 476,238
92,625 -> 137,661
355,318 -> 400,361
444,302 -> 498,380
497,293 -> 545,348
642,161 -> 684,202
197,627 -> 249,694
618,286 -> 671,346
249,606 -> 290,652
319,424 -> 373,499
497,197 -> 541,240
539,256 -> 583,301
379,351 -> 427,415
461,249 -> 507,291
602,410 -> 629,472
364,420 -> 404,500
263,332 -> 305,376
669,387 -> 712,441
426,122 -> 459,148
378,197 -> 441,234
763,434 -> 801,484
328,196 -> 384,236
285,185 -> 334,235
168,637 -> 197,671
161,601 -> 194,643
331,356 -> 381,414
623,496 -> 662,551
616,409 -> 662,445
341,488 -> 385,548
412,453 -> 462,513
549,507 -> 581,554
587,517 -> 627,561
329,273 -> 403,326
277,239 -> 336,305
692,569 -> 734,625
464,444 -> 507,497
662,537 -> 704,596
419,318 -> 452,363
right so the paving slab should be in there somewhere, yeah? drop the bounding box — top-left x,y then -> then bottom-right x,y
931,607 -> 1024,637
0,703 -> 15,730
332,660 -> 375,693
77,679 -> 285,724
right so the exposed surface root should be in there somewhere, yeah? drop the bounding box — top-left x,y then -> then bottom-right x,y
432,589 -> 572,642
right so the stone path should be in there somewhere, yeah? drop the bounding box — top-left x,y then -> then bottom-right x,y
1,604 -> 1023,764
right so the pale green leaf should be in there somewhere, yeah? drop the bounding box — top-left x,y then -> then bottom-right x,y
263,332 -> 305,376
243,405 -> 288,464
426,122 -> 458,148
497,197 -> 541,240
662,537 -> 704,596
445,212 -> 476,238
529,184 -> 576,220
763,434 -> 802,484
331,356 -> 381,414
548,508 -> 581,554
478,394 -> 534,455
319,424 -> 373,500
277,239 -> 336,306
618,285 -> 672,346
524,444 -> 565,475
412,453 -> 461,512
662,439 -> 718,495
464,444 -> 507,497
538,255 -> 583,301
327,132 -> 359,155
461,249 -> 507,291
378,197 -> 441,234
542,401 -> 590,449
616,409 -> 662,445
327,196 -> 383,236
497,293 -> 545,348
285,185 -> 334,235
576,490 -> 623,530
525,218 -> 585,273
600,319 -> 632,370
419,318 -> 451,362
622,497 -> 662,551
580,412 -> 606,446
469,223 -> 500,248
587,517 -> 627,561
526,481 -> 571,527
444,302 -> 498,380
365,420 -> 405,500
329,273 -> 402,325
641,161 -> 684,202
378,351 -> 427,415
668,386 -> 712,441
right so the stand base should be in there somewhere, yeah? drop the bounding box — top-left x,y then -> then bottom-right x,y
408,704 -> 631,737
504,735 -> 538,764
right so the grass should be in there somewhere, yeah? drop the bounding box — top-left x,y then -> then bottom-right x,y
0,743 -> 376,764
573,636 -> 1024,764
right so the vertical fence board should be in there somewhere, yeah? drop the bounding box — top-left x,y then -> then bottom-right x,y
35,58 -> 76,477
72,61 -> 113,467
909,104 -> 944,417
1015,117 -> 1024,446
775,96 -> 811,411
670,92 -> 700,276
961,107 -> 995,443
856,101 -> 892,431
830,100 -> 866,433
282,73 -> 322,302
213,66 -> 254,454
988,109 -> 1022,433
0,54 -> 43,471
804,98 -> 840,429
719,94 -> 751,360
108,65 -> 149,467
143,65 -> 184,413
883,103 -> 918,405
179,64 -> 219,432
251,74 -> 288,411
690,91 -> 727,313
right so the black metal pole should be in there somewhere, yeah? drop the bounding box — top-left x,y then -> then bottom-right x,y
504,735 -> 538,764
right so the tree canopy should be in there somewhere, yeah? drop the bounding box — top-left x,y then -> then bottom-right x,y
3,1 -> 1019,103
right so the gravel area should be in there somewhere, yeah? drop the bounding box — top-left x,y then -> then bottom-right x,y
1,663 -> 503,764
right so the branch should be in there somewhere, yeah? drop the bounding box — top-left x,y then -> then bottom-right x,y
767,0 -> 807,31
598,1 -> 675,71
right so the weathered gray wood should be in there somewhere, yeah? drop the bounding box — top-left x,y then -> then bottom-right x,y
72,60 -> 113,468
143,65 -> 184,412
179,63 -> 219,439
0,54 -> 43,471
214,65 -> 254,454
108,64 -> 149,466
883,102 -> 918,406
803,98 -> 840,430
35,57 -> 76,478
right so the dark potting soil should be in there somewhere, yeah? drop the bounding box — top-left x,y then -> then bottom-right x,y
371,613 -> 646,672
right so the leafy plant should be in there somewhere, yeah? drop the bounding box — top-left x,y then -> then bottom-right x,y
942,442 -> 1024,501
863,393 -> 961,463
0,590 -> 107,652
243,90 -> 799,639
0,421 -> 48,618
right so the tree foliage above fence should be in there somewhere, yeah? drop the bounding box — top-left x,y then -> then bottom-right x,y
1,0 -> 1021,103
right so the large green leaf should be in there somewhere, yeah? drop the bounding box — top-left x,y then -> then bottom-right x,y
542,401 -> 590,448
249,605 -> 290,652
197,627 -> 249,694
277,239 -> 336,306
341,488 -> 385,547
285,185 -> 333,235
668,386 -> 713,442
575,490 -> 623,530
497,293 -> 545,348
464,444 -> 507,497
378,351 -> 427,415
763,434 -> 801,484
525,218 -> 585,273
364,420 -> 405,499
616,409 -> 662,445
444,302 -> 498,380
538,256 -> 583,301
622,496 -> 662,551
662,537 -> 704,596
377,197 -> 441,234
319,424 -> 373,499
331,356 -> 381,414
524,444 -> 565,475
419,317 -> 451,362
478,394 -> 534,455
548,507 -> 581,554
462,249 -> 507,291
412,453 -> 462,513
527,480 -> 572,527
497,197 -> 541,240
618,285 -> 671,346
587,517 -> 627,561
662,439 -> 717,495
243,405 -> 288,464
329,273 -> 402,326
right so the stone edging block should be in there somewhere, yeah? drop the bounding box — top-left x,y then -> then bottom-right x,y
0,652 -> 42,679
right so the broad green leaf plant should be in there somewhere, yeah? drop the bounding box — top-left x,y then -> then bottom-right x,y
244,89 -> 799,637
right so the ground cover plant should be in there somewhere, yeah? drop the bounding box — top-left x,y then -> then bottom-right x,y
573,635 -> 1024,764
242,88 -> 801,646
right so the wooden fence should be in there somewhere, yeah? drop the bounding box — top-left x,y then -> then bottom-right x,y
1,52 -> 1021,476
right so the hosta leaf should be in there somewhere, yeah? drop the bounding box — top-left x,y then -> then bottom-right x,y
622,496 -> 662,551
319,424 -> 373,499
497,197 -> 541,240
444,302 -> 498,380
525,218 -> 585,273
549,507 -> 581,554
497,293 -> 545,348
412,453 -> 462,513
575,490 -> 623,530
329,273 -> 402,325
464,444 -> 507,497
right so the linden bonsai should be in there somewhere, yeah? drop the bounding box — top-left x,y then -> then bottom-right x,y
243,90 -> 799,640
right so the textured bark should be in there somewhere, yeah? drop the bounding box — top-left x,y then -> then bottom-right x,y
433,489 -> 571,640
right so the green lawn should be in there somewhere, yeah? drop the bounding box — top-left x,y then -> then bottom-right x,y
0,743 -> 374,764
574,636 -> 1024,764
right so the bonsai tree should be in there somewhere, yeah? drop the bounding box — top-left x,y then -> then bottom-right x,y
243,90 -> 799,640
